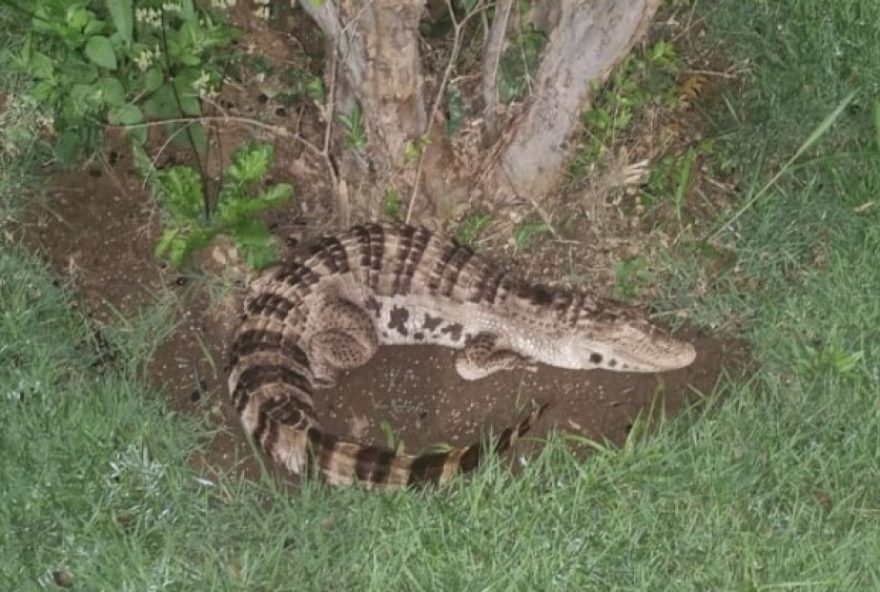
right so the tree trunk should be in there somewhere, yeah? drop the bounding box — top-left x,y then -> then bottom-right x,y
298,0 -> 661,224
491,0 -> 661,200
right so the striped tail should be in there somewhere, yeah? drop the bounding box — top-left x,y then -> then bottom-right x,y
254,402 -> 548,489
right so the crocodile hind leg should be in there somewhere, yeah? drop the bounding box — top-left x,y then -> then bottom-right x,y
307,298 -> 378,388
455,332 -> 533,381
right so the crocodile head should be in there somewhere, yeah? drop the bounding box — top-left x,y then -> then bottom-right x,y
556,300 -> 696,373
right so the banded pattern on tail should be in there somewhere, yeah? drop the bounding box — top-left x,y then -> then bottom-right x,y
228,223 -> 696,488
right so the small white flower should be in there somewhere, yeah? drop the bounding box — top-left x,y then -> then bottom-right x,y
134,48 -> 154,71
193,70 -> 211,91
135,7 -> 162,27
192,70 -> 219,99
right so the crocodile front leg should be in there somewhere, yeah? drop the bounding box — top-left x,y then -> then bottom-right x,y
454,332 -> 532,381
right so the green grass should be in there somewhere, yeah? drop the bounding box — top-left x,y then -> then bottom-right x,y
3,0 -> 880,589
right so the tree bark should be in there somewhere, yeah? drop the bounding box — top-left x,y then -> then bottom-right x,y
491,0 -> 661,200
300,0 -> 425,168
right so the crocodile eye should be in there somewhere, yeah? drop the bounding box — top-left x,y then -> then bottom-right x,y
589,352 -> 603,364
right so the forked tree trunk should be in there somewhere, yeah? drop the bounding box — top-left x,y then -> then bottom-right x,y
298,0 -> 661,225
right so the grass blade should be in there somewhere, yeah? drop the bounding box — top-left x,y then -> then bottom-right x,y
709,90 -> 856,240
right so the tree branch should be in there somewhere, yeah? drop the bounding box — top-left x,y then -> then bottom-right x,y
479,0 -> 513,135
298,0 -> 366,89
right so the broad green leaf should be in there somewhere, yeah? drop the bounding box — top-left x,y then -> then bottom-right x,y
130,126 -> 147,145
178,0 -> 197,21
145,80 -> 204,157
164,121 -> 207,159
65,60 -> 100,84
144,68 -> 164,93
67,8 -> 93,32
188,122 -> 208,158
172,73 -> 203,116
29,51 -> 56,81
106,0 -> 133,44
84,36 -> 117,70
83,16 -> 106,36
70,83 -> 100,113
55,130 -> 84,167
19,32 -> 31,65
100,77 -> 126,106
143,83 -> 180,119
32,81 -> 57,103
165,26 -> 201,67
107,104 -> 142,125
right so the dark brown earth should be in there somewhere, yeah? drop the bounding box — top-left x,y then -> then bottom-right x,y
21,141 -> 747,485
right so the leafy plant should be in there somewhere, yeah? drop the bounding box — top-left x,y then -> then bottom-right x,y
306,76 -> 326,103
381,188 -> 403,221
794,341 -> 864,377
403,136 -> 428,166
153,143 -> 293,269
455,213 -> 492,247
642,148 -> 697,217
337,104 -> 367,150
613,256 -> 654,301
379,419 -> 403,453
279,66 -> 324,106
11,2 -> 299,271
444,82 -> 464,135
568,41 -> 684,179
513,221 -> 553,251
247,56 -> 324,108
14,0 -> 239,165
497,25 -> 546,104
